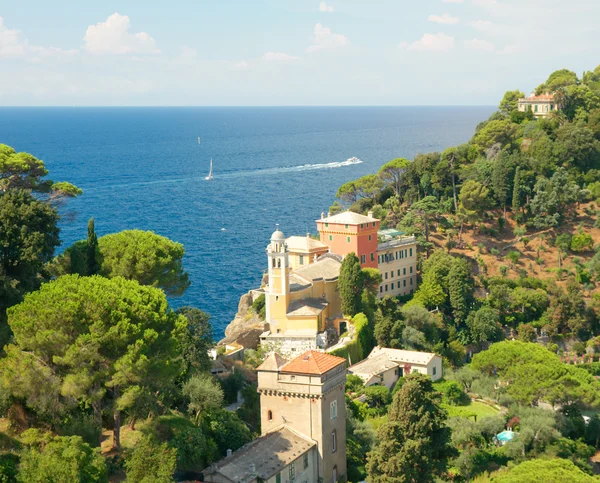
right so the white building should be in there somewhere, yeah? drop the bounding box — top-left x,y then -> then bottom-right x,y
348,346 -> 443,389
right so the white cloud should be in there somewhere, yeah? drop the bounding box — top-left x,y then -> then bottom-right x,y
0,17 -> 26,57
262,52 -> 301,62
428,13 -> 460,25
231,60 -> 250,71
443,0 -> 464,3
306,23 -> 348,53
470,20 -> 494,31
472,0 -> 497,5
400,32 -> 455,52
319,1 -> 334,12
464,38 -> 495,52
84,13 -> 160,55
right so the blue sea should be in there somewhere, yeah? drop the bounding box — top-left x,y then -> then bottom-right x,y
0,106 -> 494,337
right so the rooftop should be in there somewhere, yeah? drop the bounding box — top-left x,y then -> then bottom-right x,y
281,350 -> 345,375
368,346 -> 439,365
317,211 -> 379,225
257,353 -> 288,372
286,235 -> 328,253
203,427 -> 315,483
289,273 -> 313,292
286,298 -> 329,317
293,256 -> 341,281
348,353 -> 398,380
519,93 -> 555,102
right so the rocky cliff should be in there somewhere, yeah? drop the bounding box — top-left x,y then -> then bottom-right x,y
219,291 -> 266,349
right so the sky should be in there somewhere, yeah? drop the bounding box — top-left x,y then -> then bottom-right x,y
1,0 -> 599,106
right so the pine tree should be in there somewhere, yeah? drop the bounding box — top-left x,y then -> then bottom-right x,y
367,373 -> 456,483
339,253 -> 363,316
511,167 -> 521,215
448,257 -> 474,325
86,218 -> 100,275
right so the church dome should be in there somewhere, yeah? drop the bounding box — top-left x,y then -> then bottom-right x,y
271,224 -> 285,242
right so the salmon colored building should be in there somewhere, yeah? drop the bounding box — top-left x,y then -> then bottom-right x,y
315,211 -> 380,269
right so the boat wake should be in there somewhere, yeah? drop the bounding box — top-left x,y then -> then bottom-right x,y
286,157 -> 363,172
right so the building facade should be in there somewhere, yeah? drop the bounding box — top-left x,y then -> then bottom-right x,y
517,93 -> 558,117
376,230 -> 418,298
286,235 -> 330,271
316,211 -> 380,269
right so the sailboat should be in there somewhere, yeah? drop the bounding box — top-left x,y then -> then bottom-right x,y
205,159 -> 214,181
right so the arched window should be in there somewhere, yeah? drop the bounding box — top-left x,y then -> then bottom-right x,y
333,465 -> 338,482
268,410 -> 273,421
332,430 -> 337,452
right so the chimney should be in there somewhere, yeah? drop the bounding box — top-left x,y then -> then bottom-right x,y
327,211 -> 331,217
307,232 -> 310,239
368,210 -> 374,218
226,449 -> 232,457
321,212 -> 325,220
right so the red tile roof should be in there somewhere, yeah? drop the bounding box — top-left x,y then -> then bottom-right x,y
281,350 -> 345,375
520,94 -> 555,101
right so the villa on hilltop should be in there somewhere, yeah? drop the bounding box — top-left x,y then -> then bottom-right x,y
202,350 -> 347,483
258,211 -> 418,356
517,93 -> 560,117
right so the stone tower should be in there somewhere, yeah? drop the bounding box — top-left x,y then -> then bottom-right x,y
266,225 -> 290,331
257,350 -> 347,483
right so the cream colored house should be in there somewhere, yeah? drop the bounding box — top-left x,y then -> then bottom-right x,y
517,93 -> 559,117
348,346 -> 442,388
202,351 -> 347,483
377,229 -> 418,298
286,235 -> 330,271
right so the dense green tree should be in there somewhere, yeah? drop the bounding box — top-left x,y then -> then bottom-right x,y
336,180 -> 359,204
97,230 -> 190,296
0,190 -> 60,343
366,373 -> 456,482
448,257 -> 474,325
410,196 -> 439,242
491,154 -> 513,217
202,409 -> 252,455
536,69 -> 579,94
176,307 -> 213,377
378,158 -> 410,197
467,307 -> 503,345
553,123 -> 600,171
0,144 -> 80,197
489,457 -> 595,482
18,435 -> 107,483
182,375 -> 224,422
530,168 -> 580,228
125,436 -> 176,483
339,253 -> 363,316
86,218 -> 100,276
499,90 -> 526,116
511,167 -> 521,214
471,120 -> 518,152
459,180 -> 490,212
0,275 -> 186,450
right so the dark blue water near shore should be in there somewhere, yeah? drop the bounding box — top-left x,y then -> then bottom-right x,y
0,106 -> 493,337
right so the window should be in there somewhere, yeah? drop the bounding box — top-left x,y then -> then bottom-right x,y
433,366 -> 437,376
332,431 -> 337,452
329,235 -> 333,241
303,453 -> 309,469
410,266 -> 413,274
397,269 -> 401,276
390,271 -> 394,278
369,235 -> 372,241
360,224 -> 364,228
385,285 -> 388,292
299,255 -> 304,265
330,400 -> 338,420
347,236 -> 350,243
534,104 -> 538,112
289,462 -> 295,481
385,272 -> 388,280
333,466 -> 338,483
373,222 -> 376,227
345,224 -> 348,229
276,473 -> 281,483
325,223 -> 329,227
291,375 -> 296,381
268,410 -> 273,421
410,248 -> 413,257
413,368 -> 418,373
371,253 -> 375,262
410,278 -> 413,285
403,280 -> 406,287
379,286 -> 383,293
361,254 -> 366,264
391,283 -> 394,290
403,268 -> 406,275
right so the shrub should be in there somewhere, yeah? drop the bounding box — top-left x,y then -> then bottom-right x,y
507,251 -> 521,265
573,342 -> 586,357
346,375 -> 365,394
18,436 -> 107,483
0,454 -> 18,483
490,248 -> 500,256
499,265 -> 509,277
364,386 -> 391,409
251,294 -> 266,319
125,436 -> 176,483
570,232 -> 594,252
521,236 -> 530,247
517,323 -> 537,342
434,380 -> 469,405
555,233 -> 572,253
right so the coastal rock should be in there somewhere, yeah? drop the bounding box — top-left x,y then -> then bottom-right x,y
220,291 -> 265,349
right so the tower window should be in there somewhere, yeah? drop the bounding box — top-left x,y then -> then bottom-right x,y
347,236 -> 350,243
371,253 -> 374,262
361,255 -> 366,264
333,466 -> 338,483
369,235 -> 372,241
299,255 -> 304,265
332,431 -> 337,452
325,223 -> 329,227
330,400 -> 338,420
329,235 -> 333,241
267,410 -> 273,421
345,224 -> 348,229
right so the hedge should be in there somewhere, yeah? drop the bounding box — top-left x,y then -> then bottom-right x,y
330,313 -> 372,365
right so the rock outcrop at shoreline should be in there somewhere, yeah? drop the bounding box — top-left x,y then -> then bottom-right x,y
219,291 -> 265,349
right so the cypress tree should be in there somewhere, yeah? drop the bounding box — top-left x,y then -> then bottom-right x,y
338,253 -> 363,316
367,373 -> 456,482
511,167 -> 521,214
86,218 -> 100,275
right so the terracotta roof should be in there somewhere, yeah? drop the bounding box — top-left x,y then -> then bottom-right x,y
519,93 -> 554,102
316,211 -> 379,225
257,353 -> 288,372
202,427 -> 315,483
281,350 -> 345,375
285,235 -> 329,253
286,298 -> 328,317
